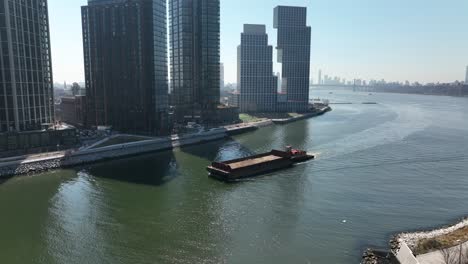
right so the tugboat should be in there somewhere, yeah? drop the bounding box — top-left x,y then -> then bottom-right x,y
207,146 -> 315,182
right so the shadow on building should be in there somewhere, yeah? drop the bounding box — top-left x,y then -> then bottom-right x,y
0,128 -> 78,158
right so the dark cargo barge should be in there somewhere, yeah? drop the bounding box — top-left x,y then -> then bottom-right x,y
207,147 -> 315,182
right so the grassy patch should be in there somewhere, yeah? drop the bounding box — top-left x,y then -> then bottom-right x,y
239,113 -> 304,122
239,114 -> 265,123
92,135 -> 149,149
413,226 -> 468,255
287,113 -> 303,118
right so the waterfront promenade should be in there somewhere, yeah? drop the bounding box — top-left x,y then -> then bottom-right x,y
0,121 -> 266,178
0,107 -> 330,178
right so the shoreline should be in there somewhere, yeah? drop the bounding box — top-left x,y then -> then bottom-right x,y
0,107 -> 331,179
271,107 -> 332,124
363,217 -> 468,264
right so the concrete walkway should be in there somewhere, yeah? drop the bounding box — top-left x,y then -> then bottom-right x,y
0,121 -> 262,177
417,241 -> 468,264
0,151 -> 68,167
0,111 -> 326,178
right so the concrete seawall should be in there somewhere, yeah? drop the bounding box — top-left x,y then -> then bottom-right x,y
272,107 -> 332,125
395,242 -> 420,264
0,112 -> 319,178
0,124 -> 263,178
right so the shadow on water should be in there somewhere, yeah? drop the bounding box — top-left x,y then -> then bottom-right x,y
84,150 -> 178,186
179,140 -> 221,161
0,177 -> 9,185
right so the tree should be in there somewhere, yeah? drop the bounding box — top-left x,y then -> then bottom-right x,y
71,82 -> 81,96
441,247 -> 459,264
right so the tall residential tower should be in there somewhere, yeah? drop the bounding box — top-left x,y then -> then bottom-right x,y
169,0 -> 221,121
238,24 -> 277,113
274,6 -> 311,112
0,0 -> 54,132
465,66 -> 468,84
318,70 -> 322,85
82,0 -> 169,135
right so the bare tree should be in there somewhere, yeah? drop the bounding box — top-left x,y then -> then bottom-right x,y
463,243 -> 468,264
442,247 -> 459,264
441,244 -> 468,264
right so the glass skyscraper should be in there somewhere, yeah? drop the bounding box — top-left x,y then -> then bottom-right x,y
0,0 -> 54,132
82,0 -> 169,135
274,6 -> 311,112
465,66 -> 468,84
169,0 -> 220,121
238,24 -> 277,113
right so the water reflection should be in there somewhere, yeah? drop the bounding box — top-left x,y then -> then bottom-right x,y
45,171 -> 115,264
270,120 -> 311,150
214,140 -> 256,162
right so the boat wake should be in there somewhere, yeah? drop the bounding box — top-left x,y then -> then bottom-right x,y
314,104 -> 430,160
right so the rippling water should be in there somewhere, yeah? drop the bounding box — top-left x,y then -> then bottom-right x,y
1,90 -> 468,263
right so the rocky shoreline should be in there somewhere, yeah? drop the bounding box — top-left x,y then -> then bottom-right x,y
396,217 -> 468,251
362,249 -> 398,264
0,158 -> 63,180
362,217 -> 468,264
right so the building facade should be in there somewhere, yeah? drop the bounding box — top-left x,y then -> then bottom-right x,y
82,0 -> 169,135
238,24 -> 277,113
169,0 -> 220,121
318,69 -> 322,85
220,62 -> 224,90
0,0 -> 54,132
56,96 -> 86,127
274,6 -> 311,112
465,66 -> 468,84
227,91 -> 239,107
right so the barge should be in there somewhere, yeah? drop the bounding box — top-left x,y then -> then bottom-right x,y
207,147 -> 315,182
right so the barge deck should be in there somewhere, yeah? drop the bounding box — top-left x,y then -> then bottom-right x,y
207,147 -> 315,182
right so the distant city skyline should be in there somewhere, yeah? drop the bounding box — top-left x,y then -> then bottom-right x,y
49,0 -> 468,85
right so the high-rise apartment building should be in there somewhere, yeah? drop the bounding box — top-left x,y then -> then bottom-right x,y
82,0 -> 169,135
276,72 -> 282,93
220,62 -> 225,90
169,0 -> 220,121
318,70 -> 322,85
0,0 -> 54,132
465,66 -> 468,84
274,6 -> 311,112
238,24 -> 277,113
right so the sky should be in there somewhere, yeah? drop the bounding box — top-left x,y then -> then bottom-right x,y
49,0 -> 468,85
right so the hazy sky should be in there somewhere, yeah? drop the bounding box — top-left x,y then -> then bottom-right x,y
49,0 -> 468,84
